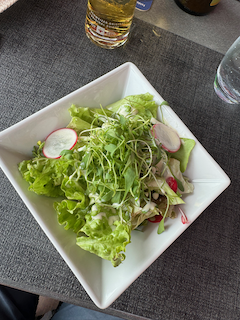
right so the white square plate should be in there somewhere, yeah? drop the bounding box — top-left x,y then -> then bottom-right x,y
0,62 -> 230,309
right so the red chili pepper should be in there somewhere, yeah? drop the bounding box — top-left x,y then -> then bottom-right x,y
166,176 -> 178,193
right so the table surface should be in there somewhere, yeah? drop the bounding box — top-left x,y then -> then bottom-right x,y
135,0 -> 240,54
1,0 -> 240,319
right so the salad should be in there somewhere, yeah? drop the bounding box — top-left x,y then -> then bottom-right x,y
18,93 -> 195,267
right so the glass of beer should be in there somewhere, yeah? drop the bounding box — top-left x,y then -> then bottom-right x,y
85,0 -> 137,49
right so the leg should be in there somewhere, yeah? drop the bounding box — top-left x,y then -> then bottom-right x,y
0,284 -> 38,320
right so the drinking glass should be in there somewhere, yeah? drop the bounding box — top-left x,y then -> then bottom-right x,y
214,36 -> 240,104
85,0 -> 137,49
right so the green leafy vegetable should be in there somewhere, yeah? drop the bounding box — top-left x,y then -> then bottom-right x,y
171,138 -> 195,172
76,208 -> 131,267
18,93 -> 195,267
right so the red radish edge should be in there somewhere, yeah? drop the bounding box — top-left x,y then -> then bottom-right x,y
179,207 -> 189,224
148,215 -> 163,223
152,123 -> 181,153
43,128 -> 78,159
166,176 -> 178,193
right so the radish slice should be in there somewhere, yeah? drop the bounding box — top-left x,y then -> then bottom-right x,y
152,123 -> 181,153
148,214 -> 163,223
179,207 -> 189,224
166,176 -> 178,193
43,128 -> 78,159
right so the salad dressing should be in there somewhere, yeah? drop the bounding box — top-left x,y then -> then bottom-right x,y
92,212 -> 106,220
142,201 -> 157,213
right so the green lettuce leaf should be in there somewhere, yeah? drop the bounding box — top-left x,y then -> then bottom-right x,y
168,158 -> 194,194
67,105 -> 113,134
54,199 -> 87,233
76,206 -> 131,267
131,205 -> 159,230
106,93 -> 158,119
60,176 -> 88,206
147,177 -> 185,205
171,138 -> 195,172
18,157 -> 74,197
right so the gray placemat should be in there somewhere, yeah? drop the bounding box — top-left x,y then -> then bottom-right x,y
1,0 -> 240,319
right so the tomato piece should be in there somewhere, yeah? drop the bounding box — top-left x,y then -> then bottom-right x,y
148,215 -> 163,223
166,176 -> 178,193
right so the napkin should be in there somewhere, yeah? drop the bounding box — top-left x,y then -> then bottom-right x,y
0,0 -> 18,13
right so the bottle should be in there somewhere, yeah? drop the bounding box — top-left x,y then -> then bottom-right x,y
174,0 -> 221,15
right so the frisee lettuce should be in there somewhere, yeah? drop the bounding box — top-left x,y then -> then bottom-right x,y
18,93 -> 195,267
